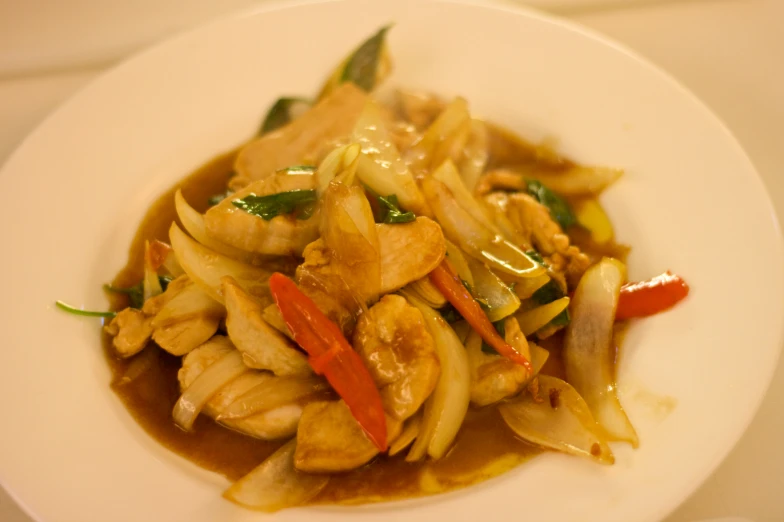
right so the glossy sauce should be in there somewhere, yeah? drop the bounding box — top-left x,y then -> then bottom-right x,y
104,129 -> 626,504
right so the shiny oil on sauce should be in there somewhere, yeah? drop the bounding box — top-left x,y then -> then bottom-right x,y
104,128 -> 627,505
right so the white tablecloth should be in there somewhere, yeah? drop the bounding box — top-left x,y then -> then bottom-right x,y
1,1 -> 782,520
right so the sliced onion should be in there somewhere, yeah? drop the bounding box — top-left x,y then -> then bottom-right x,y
223,439 -> 329,512
511,273 -> 551,300
523,166 -> 623,197
403,292 -> 470,461
515,296 -> 570,336
564,258 -> 638,445
404,277 -> 447,309
459,119 -> 489,192
421,177 -> 545,280
389,412 -> 422,456
353,100 -> 428,215
316,143 -> 361,195
444,240 -> 474,287
142,240 -> 163,301
499,374 -> 614,464
218,376 -> 330,421
173,349 -> 247,431
150,283 -> 225,328
174,189 -> 260,264
406,97 -> 471,173
320,182 -> 380,303
169,223 -> 273,305
466,257 -> 521,322
432,159 -> 499,234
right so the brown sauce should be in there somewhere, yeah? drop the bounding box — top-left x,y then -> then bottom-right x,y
103,130 -> 626,505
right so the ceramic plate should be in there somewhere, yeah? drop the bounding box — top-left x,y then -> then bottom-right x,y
0,1 -> 781,521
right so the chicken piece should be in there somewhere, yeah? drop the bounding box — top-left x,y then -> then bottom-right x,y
150,281 -> 225,356
353,295 -> 440,420
377,217 -> 446,293
294,400 -> 402,473
204,167 -> 320,257
483,191 -> 590,289
104,308 -> 153,358
397,89 -> 446,129
179,337 -> 303,440
141,274 -> 191,316
235,83 -> 368,181
222,276 -> 311,376
293,216 -> 445,337
468,317 -> 548,406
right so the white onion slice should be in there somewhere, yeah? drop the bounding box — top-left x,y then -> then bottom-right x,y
223,439 -> 329,512
499,374 -> 614,464
172,349 -> 247,431
389,412 -> 422,456
515,296 -> 570,336
564,258 -> 638,445
218,376 -> 330,421
403,292 -> 470,461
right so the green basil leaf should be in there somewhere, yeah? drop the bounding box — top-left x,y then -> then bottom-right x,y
531,279 -> 565,306
259,97 -> 310,135
376,194 -> 415,224
549,308 -> 571,328
232,189 -> 318,221
341,25 -> 391,91
525,179 -> 577,230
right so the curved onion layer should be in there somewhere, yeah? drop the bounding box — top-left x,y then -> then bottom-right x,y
172,349 -> 247,431
564,258 -> 638,446
459,119 -> 489,192
511,273 -> 551,300
223,439 -> 329,512
403,292 -> 470,461
444,240 -> 474,287
320,182 -> 381,303
514,296 -> 570,336
174,189 -> 259,264
524,166 -> 623,197
498,374 -> 614,464
422,177 -> 544,280
466,257 -> 520,322
142,240 -> 163,301
353,100 -> 428,215
389,412 -> 422,456
407,97 -> 471,173
150,283 -> 225,328
316,143 -> 361,195
432,159 -> 499,234
404,276 -> 447,309
218,376 -> 330,421
169,223 -> 273,305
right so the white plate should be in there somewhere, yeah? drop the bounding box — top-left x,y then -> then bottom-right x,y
0,1 -> 781,521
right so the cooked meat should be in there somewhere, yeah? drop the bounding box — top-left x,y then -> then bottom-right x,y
294,400 -> 401,473
353,295 -> 440,420
141,274 -> 192,316
376,217 -> 446,293
150,282 -> 225,356
468,317 -> 545,407
104,308 -> 153,358
222,276 -> 311,376
397,89 -> 445,129
483,191 -> 590,289
235,83 -> 368,181
203,167 -> 320,256
178,336 -> 303,440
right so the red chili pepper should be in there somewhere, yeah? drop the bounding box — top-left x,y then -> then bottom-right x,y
268,273 -> 387,451
429,260 -> 532,373
616,271 -> 689,320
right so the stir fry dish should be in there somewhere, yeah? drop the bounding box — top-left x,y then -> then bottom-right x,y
57,26 -> 690,511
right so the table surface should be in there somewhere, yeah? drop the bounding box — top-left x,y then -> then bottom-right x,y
1,1 -> 782,521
